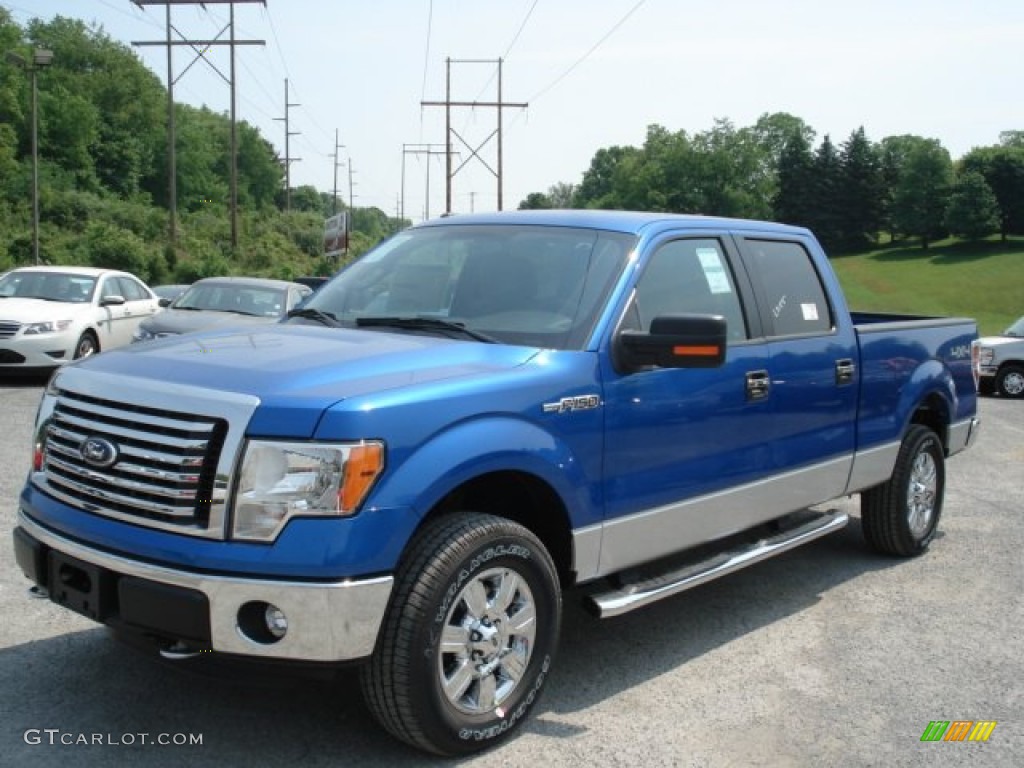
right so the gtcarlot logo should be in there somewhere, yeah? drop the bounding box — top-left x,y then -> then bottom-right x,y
24,729 -> 203,747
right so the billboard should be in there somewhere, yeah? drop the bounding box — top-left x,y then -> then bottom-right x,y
324,212 -> 349,259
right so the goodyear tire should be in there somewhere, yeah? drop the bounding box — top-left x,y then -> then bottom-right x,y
361,512 -> 561,756
861,425 -> 945,557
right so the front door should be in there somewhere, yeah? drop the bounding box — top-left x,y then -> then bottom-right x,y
598,233 -> 777,574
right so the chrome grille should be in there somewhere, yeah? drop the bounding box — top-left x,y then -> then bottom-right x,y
0,320 -> 20,339
42,389 -> 227,531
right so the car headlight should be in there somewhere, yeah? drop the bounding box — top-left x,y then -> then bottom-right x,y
22,319 -> 72,335
232,440 -> 385,541
978,347 -> 994,365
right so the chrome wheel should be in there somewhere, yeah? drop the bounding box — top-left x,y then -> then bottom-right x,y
999,368 -> 1024,397
437,566 -> 537,716
74,334 -> 97,359
906,451 -> 937,537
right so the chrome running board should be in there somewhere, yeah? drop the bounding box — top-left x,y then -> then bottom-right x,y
585,509 -> 849,618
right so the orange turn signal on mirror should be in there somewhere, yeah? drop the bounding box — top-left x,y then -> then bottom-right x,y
673,345 -> 721,357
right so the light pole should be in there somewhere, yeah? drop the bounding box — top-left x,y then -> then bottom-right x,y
6,48 -> 54,265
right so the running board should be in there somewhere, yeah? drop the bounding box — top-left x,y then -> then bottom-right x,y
585,510 -> 849,618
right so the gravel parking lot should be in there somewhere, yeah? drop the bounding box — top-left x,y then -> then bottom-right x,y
0,376 -> 1020,767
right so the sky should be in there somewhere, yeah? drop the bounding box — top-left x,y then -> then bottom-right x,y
6,1 -> 1024,223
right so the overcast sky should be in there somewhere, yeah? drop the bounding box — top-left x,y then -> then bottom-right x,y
7,1 -> 1024,222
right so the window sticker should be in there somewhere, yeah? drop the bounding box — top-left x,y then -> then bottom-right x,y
696,248 -> 732,294
801,303 -> 819,321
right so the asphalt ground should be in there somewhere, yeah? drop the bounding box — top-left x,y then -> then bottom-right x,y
0,374 -> 1020,767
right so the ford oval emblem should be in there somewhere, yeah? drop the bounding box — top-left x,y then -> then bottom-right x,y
80,436 -> 119,468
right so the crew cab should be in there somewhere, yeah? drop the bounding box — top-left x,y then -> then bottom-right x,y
12,211 -> 980,755
976,315 -> 1024,398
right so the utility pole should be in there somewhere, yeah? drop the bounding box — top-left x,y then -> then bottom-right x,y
274,78 -> 301,211
421,58 -> 526,214
330,129 -> 346,215
346,161 -> 357,258
401,144 -> 446,222
132,0 -> 265,248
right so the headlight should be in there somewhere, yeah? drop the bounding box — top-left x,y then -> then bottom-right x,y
232,440 -> 384,541
978,347 -> 994,365
22,319 -> 72,335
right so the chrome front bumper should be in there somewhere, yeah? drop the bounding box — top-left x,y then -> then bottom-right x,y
17,511 -> 393,662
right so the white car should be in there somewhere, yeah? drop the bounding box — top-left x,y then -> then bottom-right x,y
0,266 -> 161,369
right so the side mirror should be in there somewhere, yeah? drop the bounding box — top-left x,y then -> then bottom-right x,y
614,313 -> 727,373
100,295 -> 126,307
158,297 -> 172,308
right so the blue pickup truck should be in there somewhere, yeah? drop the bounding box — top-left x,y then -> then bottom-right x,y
13,211 -> 980,755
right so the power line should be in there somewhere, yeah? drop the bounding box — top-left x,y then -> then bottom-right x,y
527,0 -> 646,104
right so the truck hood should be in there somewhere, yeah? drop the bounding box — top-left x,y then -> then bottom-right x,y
73,324 -> 539,419
977,334 -> 1024,348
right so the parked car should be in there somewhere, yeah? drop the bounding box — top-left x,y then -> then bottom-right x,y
131,276 -> 312,342
151,283 -> 191,304
976,315 -> 1024,397
0,266 -> 160,369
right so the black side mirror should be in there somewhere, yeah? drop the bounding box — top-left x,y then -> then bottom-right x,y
100,295 -> 126,307
614,313 -> 727,373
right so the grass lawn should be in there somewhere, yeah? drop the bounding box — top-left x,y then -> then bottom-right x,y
829,236 -> 1024,336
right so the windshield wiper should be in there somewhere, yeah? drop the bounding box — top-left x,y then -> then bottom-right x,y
356,316 -> 497,343
287,307 -> 342,327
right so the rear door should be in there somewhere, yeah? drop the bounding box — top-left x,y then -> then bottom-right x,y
732,234 -> 858,493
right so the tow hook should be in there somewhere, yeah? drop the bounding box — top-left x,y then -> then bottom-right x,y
159,640 -> 203,660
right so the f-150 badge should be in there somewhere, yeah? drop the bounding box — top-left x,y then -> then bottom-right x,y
542,394 -> 601,413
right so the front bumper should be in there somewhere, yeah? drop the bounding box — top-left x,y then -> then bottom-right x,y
0,330 -> 76,367
14,511 -> 393,663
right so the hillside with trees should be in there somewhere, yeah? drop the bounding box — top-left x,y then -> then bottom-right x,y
0,11 -> 407,283
521,114 -> 1024,255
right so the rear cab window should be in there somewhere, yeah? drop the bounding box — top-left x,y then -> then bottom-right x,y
737,238 -> 834,337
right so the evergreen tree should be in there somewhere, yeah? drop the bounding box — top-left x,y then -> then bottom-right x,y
837,127 -> 883,250
809,135 -> 843,251
773,130 -> 816,227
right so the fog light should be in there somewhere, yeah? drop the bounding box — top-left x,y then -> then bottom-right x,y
265,604 -> 288,639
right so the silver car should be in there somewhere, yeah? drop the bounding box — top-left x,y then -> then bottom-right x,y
132,277 -> 312,342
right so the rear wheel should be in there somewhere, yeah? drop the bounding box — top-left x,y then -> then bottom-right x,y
73,332 -> 98,360
361,512 -> 560,756
995,364 -> 1024,398
861,425 -> 945,557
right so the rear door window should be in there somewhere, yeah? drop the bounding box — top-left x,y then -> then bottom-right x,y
739,239 -> 833,337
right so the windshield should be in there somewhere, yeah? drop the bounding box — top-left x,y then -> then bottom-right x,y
175,283 -> 287,317
1005,316 -> 1024,337
0,271 -> 96,303
293,224 -> 634,350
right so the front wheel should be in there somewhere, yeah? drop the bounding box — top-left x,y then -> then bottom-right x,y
361,512 -> 561,756
861,425 -> 945,557
73,332 -> 99,360
995,364 -> 1024,398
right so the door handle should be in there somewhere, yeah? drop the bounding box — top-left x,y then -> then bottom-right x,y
835,358 -> 856,385
746,370 -> 770,401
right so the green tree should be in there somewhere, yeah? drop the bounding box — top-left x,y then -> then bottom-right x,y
808,135 -> 843,251
837,127 -> 883,250
773,129 -> 816,227
891,140 -> 952,249
945,170 -> 999,240
518,192 -> 553,210
960,145 -> 1024,240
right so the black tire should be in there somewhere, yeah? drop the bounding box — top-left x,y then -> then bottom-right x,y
995,364 -> 1024,398
361,512 -> 561,756
861,425 -> 945,557
73,331 -> 99,360
977,378 -> 995,396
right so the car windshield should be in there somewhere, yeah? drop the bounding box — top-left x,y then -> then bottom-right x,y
174,283 -> 286,317
1004,316 -> 1024,337
0,271 -> 96,303
292,224 -> 634,350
